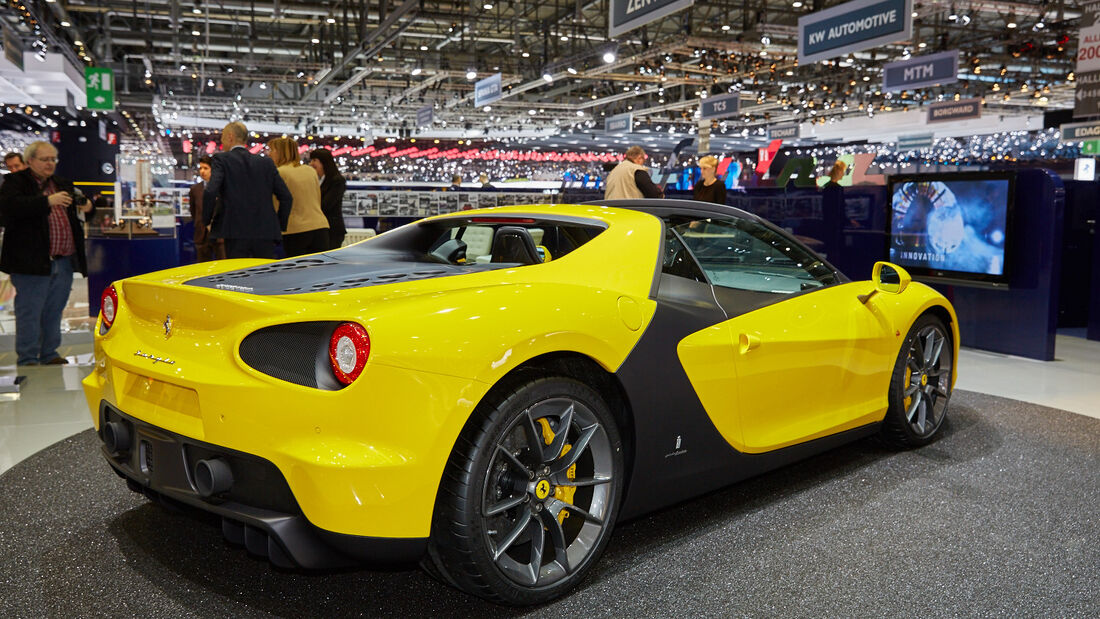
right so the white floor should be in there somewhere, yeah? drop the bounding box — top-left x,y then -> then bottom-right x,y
0,335 -> 1097,476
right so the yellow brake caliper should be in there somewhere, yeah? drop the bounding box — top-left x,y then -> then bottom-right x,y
904,366 -> 913,411
535,417 -> 577,524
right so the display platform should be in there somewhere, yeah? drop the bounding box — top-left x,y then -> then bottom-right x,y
1,391 -> 1095,616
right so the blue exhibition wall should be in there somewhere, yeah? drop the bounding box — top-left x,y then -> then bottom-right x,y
938,169 -> 1065,360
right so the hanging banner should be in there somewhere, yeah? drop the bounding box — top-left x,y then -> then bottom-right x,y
927,98 -> 981,123
896,133 -> 934,150
416,105 -> 433,128
1076,6 -> 1100,117
3,23 -> 23,71
1061,120 -> 1100,141
699,93 -> 740,119
798,0 -> 912,64
768,125 -> 800,140
609,0 -> 695,38
882,50 -> 959,92
605,113 -> 633,133
473,73 -> 502,108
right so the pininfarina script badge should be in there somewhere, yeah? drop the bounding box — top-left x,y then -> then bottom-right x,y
163,314 -> 172,339
134,350 -> 175,365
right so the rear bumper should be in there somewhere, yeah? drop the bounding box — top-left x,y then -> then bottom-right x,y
97,401 -> 426,569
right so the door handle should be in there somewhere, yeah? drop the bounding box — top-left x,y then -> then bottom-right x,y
739,332 -> 761,354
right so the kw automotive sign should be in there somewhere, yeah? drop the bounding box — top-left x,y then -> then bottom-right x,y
699,93 -> 740,119
605,113 -> 633,133
416,105 -> 433,128
882,50 -> 959,92
609,0 -> 695,38
798,0 -> 912,65
473,73 -> 502,108
927,98 -> 981,123
768,124 -> 800,140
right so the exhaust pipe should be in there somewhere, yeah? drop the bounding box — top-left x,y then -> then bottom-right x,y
103,421 -> 131,454
194,458 -> 234,497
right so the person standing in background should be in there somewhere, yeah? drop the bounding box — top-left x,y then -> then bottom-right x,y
604,145 -> 662,199
3,152 -> 26,173
308,148 -> 347,250
268,137 -> 328,257
0,141 -> 95,365
202,121 -> 292,259
820,160 -> 848,260
188,156 -> 225,261
692,155 -> 726,205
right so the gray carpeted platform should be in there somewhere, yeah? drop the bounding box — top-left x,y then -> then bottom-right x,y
1,390 -> 1097,617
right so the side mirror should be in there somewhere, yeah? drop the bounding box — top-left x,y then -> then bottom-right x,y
535,245 -> 553,263
873,261 -> 911,294
859,261 -> 912,304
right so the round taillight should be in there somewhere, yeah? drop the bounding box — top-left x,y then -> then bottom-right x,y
328,322 -> 370,385
101,284 -> 119,329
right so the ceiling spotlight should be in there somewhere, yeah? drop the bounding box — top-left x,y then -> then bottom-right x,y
74,39 -> 83,46
1007,13 -> 1017,28
483,2 -> 493,8
959,13 -> 972,25
566,66 -> 578,74
326,17 -> 336,24
226,67 -> 233,73
259,81 -> 267,89
411,66 -> 422,76
311,37 -> 320,44
560,35 -> 569,41
60,20 -> 70,27
721,24 -> 731,31
522,51 -> 531,58
180,63 -> 187,71
603,51 -> 616,63
207,78 -> 215,87
1033,20 -> 1045,30
420,45 -> 428,51
191,29 -> 201,36
542,71 -> 554,83
466,68 -> 477,80
760,34 -> 771,46
948,5 -> 958,20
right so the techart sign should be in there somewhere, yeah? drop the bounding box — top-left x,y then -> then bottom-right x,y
798,0 -> 912,64
927,98 -> 981,123
882,50 -> 959,92
473,73 -> 502,108
768,125 -> 799,140
609,0 -> 695,38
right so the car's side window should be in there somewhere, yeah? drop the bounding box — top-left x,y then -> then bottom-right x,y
661,227 -> 707,283
671,217 -> 838,294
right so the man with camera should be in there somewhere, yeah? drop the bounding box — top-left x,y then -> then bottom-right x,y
0,141 -> 95,366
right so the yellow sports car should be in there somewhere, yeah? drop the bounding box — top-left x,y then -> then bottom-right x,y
84,199 -> 958,605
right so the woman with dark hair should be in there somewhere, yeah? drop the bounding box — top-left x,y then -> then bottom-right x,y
308,149 -> 347,249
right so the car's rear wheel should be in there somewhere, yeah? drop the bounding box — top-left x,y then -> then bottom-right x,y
427,376 -> 624,605
881,315 -> 953,448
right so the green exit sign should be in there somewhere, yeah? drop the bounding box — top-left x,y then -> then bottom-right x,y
85,67 -> 114,111
1082,140 -> 1100,155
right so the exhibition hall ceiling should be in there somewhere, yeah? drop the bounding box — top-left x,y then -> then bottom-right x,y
1,0 -> 1083,151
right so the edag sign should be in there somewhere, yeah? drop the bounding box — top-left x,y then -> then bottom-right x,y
798,0 -> 912,64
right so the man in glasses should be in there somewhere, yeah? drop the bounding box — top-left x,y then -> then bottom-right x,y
0,141 -> 95,365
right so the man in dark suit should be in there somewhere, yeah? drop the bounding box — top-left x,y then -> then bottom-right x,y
189,156 -> 225,261
0,141 -> 95,365
202,122 -> 292,259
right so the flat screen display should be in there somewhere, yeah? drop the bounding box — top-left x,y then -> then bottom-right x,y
887,172 -> 1014,287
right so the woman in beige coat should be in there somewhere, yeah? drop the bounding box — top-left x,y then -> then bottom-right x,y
267,137 -> 329,257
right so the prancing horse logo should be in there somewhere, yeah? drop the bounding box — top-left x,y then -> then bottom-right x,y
163,314 -> 172,339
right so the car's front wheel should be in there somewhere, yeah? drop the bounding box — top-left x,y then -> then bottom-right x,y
428,376 -> 624,605
881,314 -> 953,448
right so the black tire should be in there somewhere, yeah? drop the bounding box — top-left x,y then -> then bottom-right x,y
881,314 -> 953,448
427,376 -> 624,605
